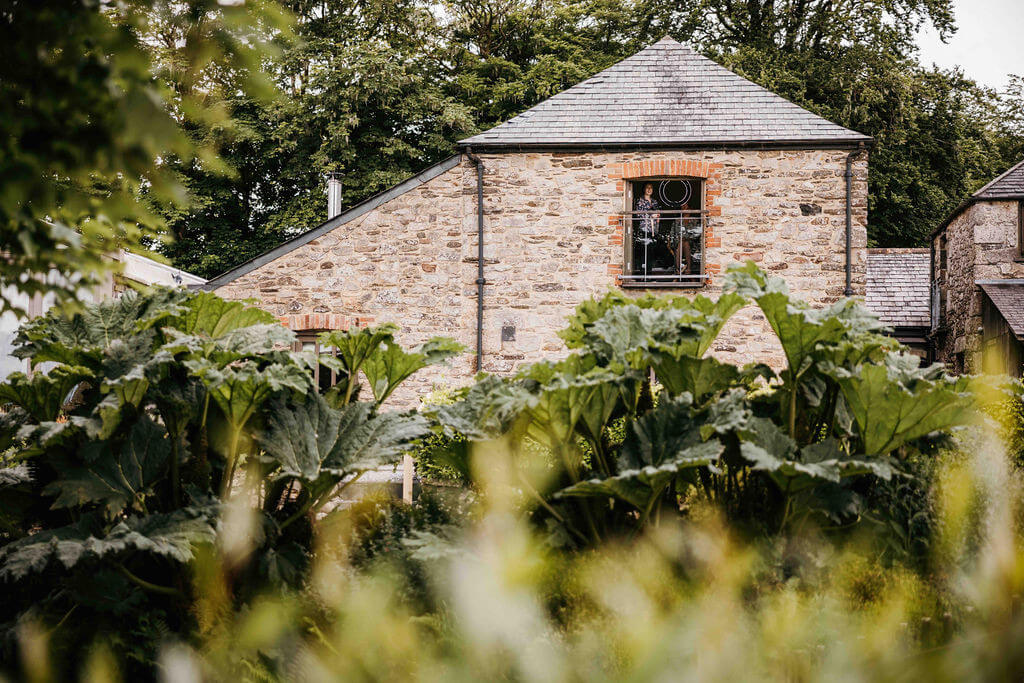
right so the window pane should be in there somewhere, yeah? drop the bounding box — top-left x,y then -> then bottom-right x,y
627,178 -> 703,284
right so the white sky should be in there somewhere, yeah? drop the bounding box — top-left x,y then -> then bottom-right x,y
915,0 -> 1023,90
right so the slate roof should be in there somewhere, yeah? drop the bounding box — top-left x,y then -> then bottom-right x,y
865,248 -> 931,328
979,282 -> 1024,340
973,158 -> 1024,200
459,37 -> 870,149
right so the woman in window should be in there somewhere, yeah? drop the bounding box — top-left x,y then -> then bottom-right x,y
633,182 -> 660,275
635,182 -> 659,237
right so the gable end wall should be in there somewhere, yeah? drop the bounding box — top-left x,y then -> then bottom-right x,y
215,150 -> 867,404
937,200 -> 1022,372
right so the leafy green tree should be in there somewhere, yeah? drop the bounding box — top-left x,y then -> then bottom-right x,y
0,0 -> 284,311
149,0 -> 475,277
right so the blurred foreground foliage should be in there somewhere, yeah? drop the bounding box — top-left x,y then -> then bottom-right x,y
1,264 -> 1022,680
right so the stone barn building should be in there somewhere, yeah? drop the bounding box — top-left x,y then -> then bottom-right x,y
930,158 -> 1024,375
205,37 -> 872,397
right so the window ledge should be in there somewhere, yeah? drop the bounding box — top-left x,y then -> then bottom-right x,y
619,281 -> 707,289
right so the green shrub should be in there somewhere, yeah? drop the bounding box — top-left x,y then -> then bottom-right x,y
411,388 -> 472,484
427,263 -> 981,544
344,489 -> 472,610
0,289 -> 462,676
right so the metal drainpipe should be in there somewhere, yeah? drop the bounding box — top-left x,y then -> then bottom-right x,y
466,148 -> 485,372
844,145 -> 866,296
928,235 -> 937,362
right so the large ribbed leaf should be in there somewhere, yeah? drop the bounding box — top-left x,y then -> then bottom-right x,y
12,288 -> 190,366
161,324 -> 297,367
43,417 -> 171,516
651,354 -> 739,400
725,263 -> 845,377
583,305 -> 702,369
830,361 -> 976,456
0,505 -> 220,582
324,403 -> 428,474
190,360 -> 309,431
362,337 -> 464,406
618,393 -> 701,469
558,290 -> 746,357
258,396 -> 428,486
0,366 -> 87,421
557,441 -> 723,512
166,291 -> 279,339
319,324 -> 398,377
256,393 -> 341,481
429,374 -> 534,440
737,418 -> 894,493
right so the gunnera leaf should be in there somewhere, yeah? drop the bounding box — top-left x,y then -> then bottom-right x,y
558,441 -> 724,512
362,337 -> 464,406
43,417 -> 171,516
0,505 -> 219,581
256,393 -> 342,482
619,393 -> 699,470
429,374 -> 534,441
258,396 -> 429,486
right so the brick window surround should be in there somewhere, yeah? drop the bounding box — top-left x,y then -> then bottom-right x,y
278,313 -> 374,330
607,160 -> 723,285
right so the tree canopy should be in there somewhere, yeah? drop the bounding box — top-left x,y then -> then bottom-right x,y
0,0 -> 286,310
16,1 -> 1018,280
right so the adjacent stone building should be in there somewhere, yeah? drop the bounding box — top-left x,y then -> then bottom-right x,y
205,37 -> 871,397
865,248 -> 931,358
930,158 -> 1024,375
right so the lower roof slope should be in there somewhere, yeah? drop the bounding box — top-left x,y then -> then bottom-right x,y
979,282 -> 1024,340
865,248 -> 931,329
459,36 -> 870,149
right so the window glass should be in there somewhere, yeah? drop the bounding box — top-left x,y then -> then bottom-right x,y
625,178 -> 704,286
294,331 -> 338,391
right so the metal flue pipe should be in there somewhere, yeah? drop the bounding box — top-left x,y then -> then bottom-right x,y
465,148 -> 485,372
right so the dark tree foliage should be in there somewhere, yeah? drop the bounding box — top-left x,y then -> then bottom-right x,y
145,0 -> 1023,275
0,0 -> 284,311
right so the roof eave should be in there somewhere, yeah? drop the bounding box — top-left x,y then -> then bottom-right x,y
459,137 -> 873,153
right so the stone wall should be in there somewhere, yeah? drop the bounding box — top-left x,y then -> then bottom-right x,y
935,200 -> 1022,372
215,149 -> 868,404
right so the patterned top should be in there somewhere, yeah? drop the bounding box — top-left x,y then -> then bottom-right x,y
635,197 -> 659,236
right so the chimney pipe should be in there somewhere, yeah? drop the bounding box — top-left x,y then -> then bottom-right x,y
327,172 -> 343,219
